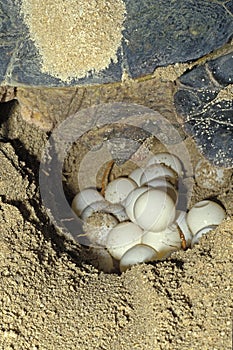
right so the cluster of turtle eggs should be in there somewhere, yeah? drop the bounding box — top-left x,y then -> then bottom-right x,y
71,153 -> 226,273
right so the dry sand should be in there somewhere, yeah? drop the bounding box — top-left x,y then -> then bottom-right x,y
0,99 -> 232,350
20,0 -> 125,82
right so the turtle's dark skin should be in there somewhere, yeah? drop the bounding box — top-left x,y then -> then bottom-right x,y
1,0 -> 233,86
174,52 -> 233,168
1,0 -> 233,167
123,0 -> 233,79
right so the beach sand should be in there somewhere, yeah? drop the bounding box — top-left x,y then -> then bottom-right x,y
0,96 -> 232,350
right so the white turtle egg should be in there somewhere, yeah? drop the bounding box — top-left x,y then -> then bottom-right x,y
106,222 -> 143,260
81,201 -> 128,222
120,244 -> 158,272
146,178 -> 174,189
146,178 -> 178,204
88,248 -> 114,273
195,159 -> 231,190
140,164 -> 178,187
105,177 -> 137,204
82,212 -> 118,246
124,186 -> 148,222
147,153 -> 183,176
103,203 -> 129,222
71,188 -> 103,216
134,189 -> 176,232
191,225 -> 217,248
187,200 -> 226,235
81,200 -> 110,220
142,224 -> 181,260
128,167 -> 144,186
176,210 -> 193,247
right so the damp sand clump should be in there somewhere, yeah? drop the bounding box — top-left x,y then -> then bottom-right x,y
20,0 -> 126,82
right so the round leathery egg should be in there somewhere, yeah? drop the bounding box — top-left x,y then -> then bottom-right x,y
119,244 -> 158,273
134,189 -> 176,232
142,224 -> 181,260
140,164 -> 178,187
101,203 -> 129,222
71,188 -> 103,216
124,186 -> 148,223
186,200 -> 226,235
191,225 -> 217,248
82,212 -> 118,246
81,200 -> 110,220
128,167 -> 144,186
147,152 -> 183,176
194,159 -> 232,190
146,178 -> 178,204
88,248 -> 114,273
105,177 -> 137,204
106,222 -> 143,260
81,200 -> 128,222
